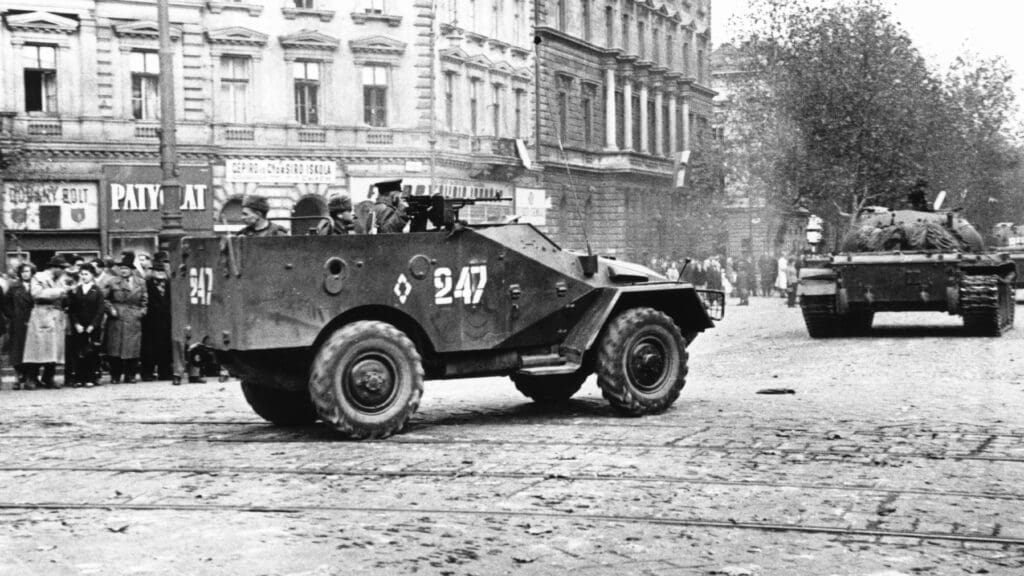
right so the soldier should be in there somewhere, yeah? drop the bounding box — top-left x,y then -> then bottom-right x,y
316,194 -> 356,235
236,195 -> 288,237
370,180 -> 409,234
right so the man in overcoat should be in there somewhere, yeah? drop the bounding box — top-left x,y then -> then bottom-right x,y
67,263 -> 105,387
24,256 -> 71,388
140,253 -> 173,381
104,251 -> 148,383
5,263 -> 35,389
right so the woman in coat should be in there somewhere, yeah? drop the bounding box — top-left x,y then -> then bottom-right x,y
23,257 -> 71,388
4,263 -> 35,389
104,251 -> 147,383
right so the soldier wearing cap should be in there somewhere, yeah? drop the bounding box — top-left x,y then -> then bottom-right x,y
237,195 -> 288,237
316,194 -> 356,235
369,180 -> 409,234
23,256 -> 73,388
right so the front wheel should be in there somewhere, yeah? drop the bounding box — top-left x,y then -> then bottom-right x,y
596,308 -> 688,416
241,380 -> 318,426
309,321 -> 424,439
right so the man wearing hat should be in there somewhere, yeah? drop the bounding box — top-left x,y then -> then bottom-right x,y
23,256 -> 73,388
140,251 -> 173,381
67,262 -> 105,387
369,180 -> 409,234
104,251 -> 148,384
237,195 -> 288,237
316,194 -> 355,236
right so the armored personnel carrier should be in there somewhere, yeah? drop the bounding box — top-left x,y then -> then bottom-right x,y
798,207 -> 1016,337
173,188 -> 724,438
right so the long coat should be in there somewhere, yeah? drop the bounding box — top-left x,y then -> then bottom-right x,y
23,272 -> 67,364
4,281 -> 33,366
141,275 -> 172,368
105,274 -> 148,359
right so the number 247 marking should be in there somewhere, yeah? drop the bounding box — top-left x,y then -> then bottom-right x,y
189,267 -> 214,306
434,265 -> 487,305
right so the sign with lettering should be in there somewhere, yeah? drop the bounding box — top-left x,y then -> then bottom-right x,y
103,165 -> 213,231
225,159 -> 337,184
514,187 -> 550,226
2,181 -> 99,230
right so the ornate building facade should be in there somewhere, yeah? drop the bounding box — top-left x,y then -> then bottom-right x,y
0,0 -> 712,266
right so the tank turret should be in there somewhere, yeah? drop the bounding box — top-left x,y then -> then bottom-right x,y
839,208 -> 985,253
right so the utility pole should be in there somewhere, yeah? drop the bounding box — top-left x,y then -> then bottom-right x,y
428,0 -> 437,195
157,0 -> 183,256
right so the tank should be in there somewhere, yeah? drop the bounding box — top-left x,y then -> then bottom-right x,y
991,222 -> 1024,289
172,188 -> 725,438
798,207 -> 1016,337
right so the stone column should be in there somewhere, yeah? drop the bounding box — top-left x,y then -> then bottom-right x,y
668,92 -> 678,156
654,87 -> 664,156
604,67 -> 617,150
638,82 -> 649,154
623,79 -> 633,151
681,95 -> 691,151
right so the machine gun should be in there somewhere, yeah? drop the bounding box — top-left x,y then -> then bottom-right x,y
405,194 -> 499,232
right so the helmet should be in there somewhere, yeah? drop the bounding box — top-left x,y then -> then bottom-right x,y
327,195 -> 352,213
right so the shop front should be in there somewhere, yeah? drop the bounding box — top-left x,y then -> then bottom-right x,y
103,164 -> 214,257
2,179 -> 102,270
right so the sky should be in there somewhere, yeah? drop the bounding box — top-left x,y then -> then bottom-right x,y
713,0 -> 1024,97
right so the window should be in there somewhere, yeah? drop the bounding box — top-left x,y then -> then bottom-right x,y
23,44 -> 57,113
491,84 -> 502,136
470,78 -> 481,134
130,50 -> 160,120
492,0 -> 502,38
605,6 -> 614,48
698,48 -> 705,83
556,76 -> 571,143
294,60 -> 319,125
220,56 -> 250,123
647,99 -> 656,152
514,88 -> 524,138
365,0 -> 384,14
621,15 -> 630,53
557,0 -> 566,30
683,41 -> 690,76
582,0 -> 592,42
581,85 -> 594,146
667,33 -> 674,68
653,25 -> 660,65
470,0 -> 478,29
513,0 -> 523,41
294,0 -> 314,8
662,102 -> 670,154
363,65 -> 388,127
615,90 -> 624,148
444,72 -> 455,131
631,94 -> 640,148
638,21 -> 646,60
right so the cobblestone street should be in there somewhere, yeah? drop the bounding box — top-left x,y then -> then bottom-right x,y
1,296 -> 1023,575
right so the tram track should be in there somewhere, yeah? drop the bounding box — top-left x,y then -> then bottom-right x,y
0,500 -> 1020,548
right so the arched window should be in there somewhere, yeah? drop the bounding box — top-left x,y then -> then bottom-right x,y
292,195 -> 327,235
218,196 -> 245,225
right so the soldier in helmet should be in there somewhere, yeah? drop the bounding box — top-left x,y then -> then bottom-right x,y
316,194 -> 355,235
236,195 -> 288,237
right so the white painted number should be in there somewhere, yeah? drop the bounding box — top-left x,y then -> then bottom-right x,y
189,267 -> 214,306
433,265 -> 487,306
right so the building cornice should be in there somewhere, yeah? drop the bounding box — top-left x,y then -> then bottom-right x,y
5,11 -> 79,35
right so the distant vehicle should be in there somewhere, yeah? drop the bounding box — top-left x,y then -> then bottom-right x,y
173,182 -> 725,438
991,222 -> 1024,289
798,206 -> 1016,337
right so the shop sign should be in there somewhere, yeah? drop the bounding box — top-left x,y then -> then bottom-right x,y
2,181 -> 99,230
348,177 -> 513,204
225,159 -> 337,184
104,165 -> 213,231
514,187 -> 549,226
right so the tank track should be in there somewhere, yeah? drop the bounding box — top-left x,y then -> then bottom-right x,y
800,296 -> 839,338
960,274 -> 1015,336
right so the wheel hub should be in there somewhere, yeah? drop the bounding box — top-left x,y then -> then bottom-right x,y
346,356 -> 397,412
628,338 -> 667,391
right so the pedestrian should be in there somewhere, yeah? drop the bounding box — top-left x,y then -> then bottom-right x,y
140,252 -> 173,381
5,263 -> 35,389
665,260 -> 680,282
316,194 -> 356,236
236,195 -> 288,237
23,256 -> 72,389
96,256 -> 116,289
104,251 -> 148,384
786,254 -> 800,308
67,263 -> 105,388
759,253 -> 775,297
736,257 -> 751,306
775,253 -> 789,297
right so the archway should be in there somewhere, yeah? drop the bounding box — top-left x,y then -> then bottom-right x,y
292,195 -> 327,236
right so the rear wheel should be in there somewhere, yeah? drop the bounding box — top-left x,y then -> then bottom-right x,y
241,380 -> 318,426
309,321 -> 423,439
596,307 -> 688,416
512,370 -> 589,404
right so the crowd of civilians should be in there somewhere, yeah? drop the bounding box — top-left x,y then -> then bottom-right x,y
0,250 -> 176,390
649,251 -> 802,307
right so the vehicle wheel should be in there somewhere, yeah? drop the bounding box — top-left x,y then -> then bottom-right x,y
241,380 -> 318,426
596,307 -> 688,416
512,370 -> 589,404
309,321 -> 423,439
